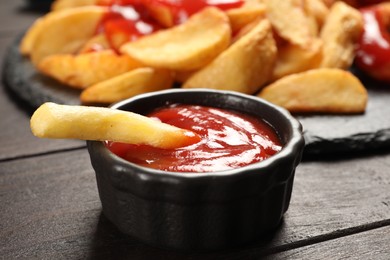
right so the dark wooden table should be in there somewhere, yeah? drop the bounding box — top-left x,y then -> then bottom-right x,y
1,1 -> 390,259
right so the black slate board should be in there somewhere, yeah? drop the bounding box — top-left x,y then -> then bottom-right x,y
3,37 -> 390,157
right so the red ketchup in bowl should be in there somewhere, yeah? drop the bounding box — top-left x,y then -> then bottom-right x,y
106,104 -> 282,173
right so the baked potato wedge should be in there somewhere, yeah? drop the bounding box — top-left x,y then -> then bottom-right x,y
259,68 -> 368,114
38,50 -> 143,89
24,6 -> 108,65
319,1 -> 363,69
81,68 -> 173,104
183,18 -> 276,94
264,0 -> 316,47
120,7 -> 231,71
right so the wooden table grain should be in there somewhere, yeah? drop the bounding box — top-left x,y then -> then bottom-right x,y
1,1 -> 390,259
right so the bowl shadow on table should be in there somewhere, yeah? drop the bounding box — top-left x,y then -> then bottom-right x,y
87,213 -> 284,260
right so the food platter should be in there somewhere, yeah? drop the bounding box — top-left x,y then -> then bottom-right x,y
3,36 -> 390,157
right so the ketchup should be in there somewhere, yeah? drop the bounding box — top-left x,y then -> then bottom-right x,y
96,1 -> 162,51
106,105 -> 282,173
149,0 -> 244,24
355,4 -> 390,82
96,0 -> 243,51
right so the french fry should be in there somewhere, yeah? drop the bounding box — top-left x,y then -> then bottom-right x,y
81,68 -> 173,104
264,0 -> 316,48
120,7 -> 231,71
183,18 -> 276,94
25,6 -> 108,66
319,1 -> 363,69
258,68 -> 368,114
30,102 -> 200,149
38,50 -> 143,89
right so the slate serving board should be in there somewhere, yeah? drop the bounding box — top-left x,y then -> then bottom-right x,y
3,37 -> 390,157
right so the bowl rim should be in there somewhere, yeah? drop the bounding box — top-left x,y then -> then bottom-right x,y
89,88 -> 304,180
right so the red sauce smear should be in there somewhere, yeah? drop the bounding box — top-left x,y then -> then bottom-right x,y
96,0 -> 244,50
106,104 -> 282,173
355,5 -> 390,82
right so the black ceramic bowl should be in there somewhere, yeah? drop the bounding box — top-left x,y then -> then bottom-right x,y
87,89 -> 304,251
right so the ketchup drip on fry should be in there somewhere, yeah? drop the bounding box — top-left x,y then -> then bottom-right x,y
95,0 -> 244,51
106,105 -> 282,173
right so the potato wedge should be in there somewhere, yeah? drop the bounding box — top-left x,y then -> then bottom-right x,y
303,0 -> 329,29
78,33 -> 110,54
258,68 -> 368,114
20,17 -> 45,56
226,0 -> 267,33
28,6 -> 108,65
183,19 -> 276,94
81,68 -> 173,104
143,1 -> 175,28
120,7 -> 231,71
51,0 -> 97,11
38,50 -> 143,89
264,0 -> 316,48
319,1 -> 363,69
272,39 -> 323,81
31,102 -> 200,149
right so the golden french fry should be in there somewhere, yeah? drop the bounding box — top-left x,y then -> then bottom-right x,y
120,7 -> 231,71
259,68 -> 368,114
31,102 -> 200,149
78,33 -> 110,54
272,39 -> 323,81
264,0 -> 317,47
183,19 -> 276,94
38,50 -> 143,89
27,6 -> 107,66
319,1 -> 363,69
51,0 -> 97,11
226,0 -> 267,33
81,68 -> 173,104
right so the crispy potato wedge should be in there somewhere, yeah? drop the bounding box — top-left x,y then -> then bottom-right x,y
226,0 -> 267,33
26,6 -> 108,66
120,7 -> 231,71
264,0 -> 317,48
272,39 -> 323,81
31,102 -> 200,149
183,19 -> 276,94
303,0 -> 329,29
38,50 -> 143,89
319,1 -> 363,69
143,1 -> 175,28
259,68 -> 368,114
78,33 -> 110,54
20,17 -> 45,56
81,68 -> 173,104
51,0 -> 97,11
